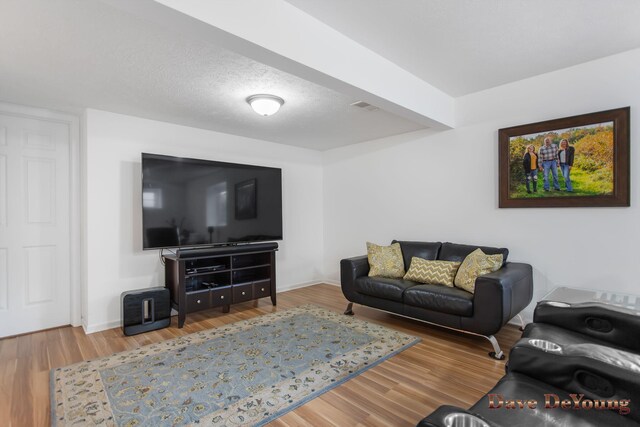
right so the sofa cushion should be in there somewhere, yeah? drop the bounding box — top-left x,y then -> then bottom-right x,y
355,276 -> 416,302
392,240 -> 442,271
454,248 -> 503,294
404,284 -> 474,316
439,242 -> 508,265
403,257 -> 461,287
366,242 -> 405,278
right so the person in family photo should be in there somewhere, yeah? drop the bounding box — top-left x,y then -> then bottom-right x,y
522,144 -> 539,193
538,137 -> 560,191
558,138 -> 575,192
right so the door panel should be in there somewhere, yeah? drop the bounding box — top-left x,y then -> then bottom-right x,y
0,113 -> 71,337
24,245 -> 56,305
25,157 -> 56,224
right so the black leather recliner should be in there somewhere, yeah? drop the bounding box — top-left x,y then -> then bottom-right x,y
341,241 -> 533,358
418,300 -> 640,426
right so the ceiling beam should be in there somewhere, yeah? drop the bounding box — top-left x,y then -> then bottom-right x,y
101,0 -> 455,129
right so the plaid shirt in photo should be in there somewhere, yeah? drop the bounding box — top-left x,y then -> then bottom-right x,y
538,144 -> 558,161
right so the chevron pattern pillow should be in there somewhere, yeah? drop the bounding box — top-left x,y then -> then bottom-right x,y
403,257 -> 461,287
367,242 -> 405,278
454,248 -> 503,293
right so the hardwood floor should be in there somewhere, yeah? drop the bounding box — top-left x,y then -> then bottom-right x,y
0,283 -> 521,426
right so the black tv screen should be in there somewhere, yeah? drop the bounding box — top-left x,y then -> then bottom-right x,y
141,153 -> 282,249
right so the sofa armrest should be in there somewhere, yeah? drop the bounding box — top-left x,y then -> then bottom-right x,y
534,301 -> 640,352
340,255 -> 369,302
463,263 -> 533,335
417,405 -> 499,427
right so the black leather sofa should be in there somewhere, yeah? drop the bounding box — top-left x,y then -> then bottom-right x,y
340,241 -> 534,358
418,299 -> 640,427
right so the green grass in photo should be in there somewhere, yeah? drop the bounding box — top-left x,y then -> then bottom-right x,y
509,167 -> 613,198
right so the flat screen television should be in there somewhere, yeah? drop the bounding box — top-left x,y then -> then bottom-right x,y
141,153 -> 282,250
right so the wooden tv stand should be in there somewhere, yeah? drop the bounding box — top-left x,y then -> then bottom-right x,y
163,242 -> 277,328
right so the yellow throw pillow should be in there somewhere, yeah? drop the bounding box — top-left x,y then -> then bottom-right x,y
403,257 -> 461,287
367,242 -> 405,278
454,248 -> 503,293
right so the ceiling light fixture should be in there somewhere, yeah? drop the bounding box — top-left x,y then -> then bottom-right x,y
246,94 -> 284,116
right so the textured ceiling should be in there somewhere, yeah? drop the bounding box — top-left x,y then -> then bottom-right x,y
3,1 -> 640,151
0,0 -> 423,151
286,0 -> 640,96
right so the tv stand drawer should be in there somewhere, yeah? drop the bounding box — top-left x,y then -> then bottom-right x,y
210,286 -> 232,307
186,290 -> 211,312
233,283 -> 253,303
253,280 -> 271,298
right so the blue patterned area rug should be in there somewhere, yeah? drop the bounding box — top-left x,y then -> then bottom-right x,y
51,304 -> 420,426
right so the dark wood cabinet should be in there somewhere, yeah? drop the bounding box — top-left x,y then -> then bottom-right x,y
163,243 -> 277,327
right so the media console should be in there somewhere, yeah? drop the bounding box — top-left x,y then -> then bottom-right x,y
163,242 -> 278,328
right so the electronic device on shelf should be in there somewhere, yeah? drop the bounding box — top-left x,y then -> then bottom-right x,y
185,264 -> 227,275
201,282 -> 218,288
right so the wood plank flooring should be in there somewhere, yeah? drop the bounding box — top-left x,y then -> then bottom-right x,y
0,284 -> 521,426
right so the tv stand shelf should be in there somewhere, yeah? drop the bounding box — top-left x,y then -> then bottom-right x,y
163,242 -> 278,328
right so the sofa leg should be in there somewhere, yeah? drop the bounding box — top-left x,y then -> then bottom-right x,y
486,335 -> 505,360
515,314 -> 526,332
344,302 -> 354,315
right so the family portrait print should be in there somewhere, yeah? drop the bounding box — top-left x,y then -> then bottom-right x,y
498,107 -> 630,208
509,123 -> 613,198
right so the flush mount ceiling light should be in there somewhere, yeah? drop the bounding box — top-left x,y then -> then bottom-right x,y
246,94 -> 284,116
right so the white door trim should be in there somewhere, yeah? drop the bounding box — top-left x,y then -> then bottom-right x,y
0,102 -> 82,328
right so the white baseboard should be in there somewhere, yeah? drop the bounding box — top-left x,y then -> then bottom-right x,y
276,280 -> 325,292
83,319 -> 122,335
277,280 -> 340,290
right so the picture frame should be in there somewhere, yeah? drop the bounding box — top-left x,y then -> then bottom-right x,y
498,107 -> 630,208
235,179 -> 257,219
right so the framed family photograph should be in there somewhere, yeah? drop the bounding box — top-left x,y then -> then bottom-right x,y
498,107 -> 630,208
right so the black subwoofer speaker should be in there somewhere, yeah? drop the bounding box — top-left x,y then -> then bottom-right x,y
121,287 -> 171,336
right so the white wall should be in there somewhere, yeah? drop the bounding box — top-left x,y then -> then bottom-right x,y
323,48 -> 640,319
83,109 -> 323,332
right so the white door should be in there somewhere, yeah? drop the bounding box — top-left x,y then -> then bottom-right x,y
0,113 -> 71,337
